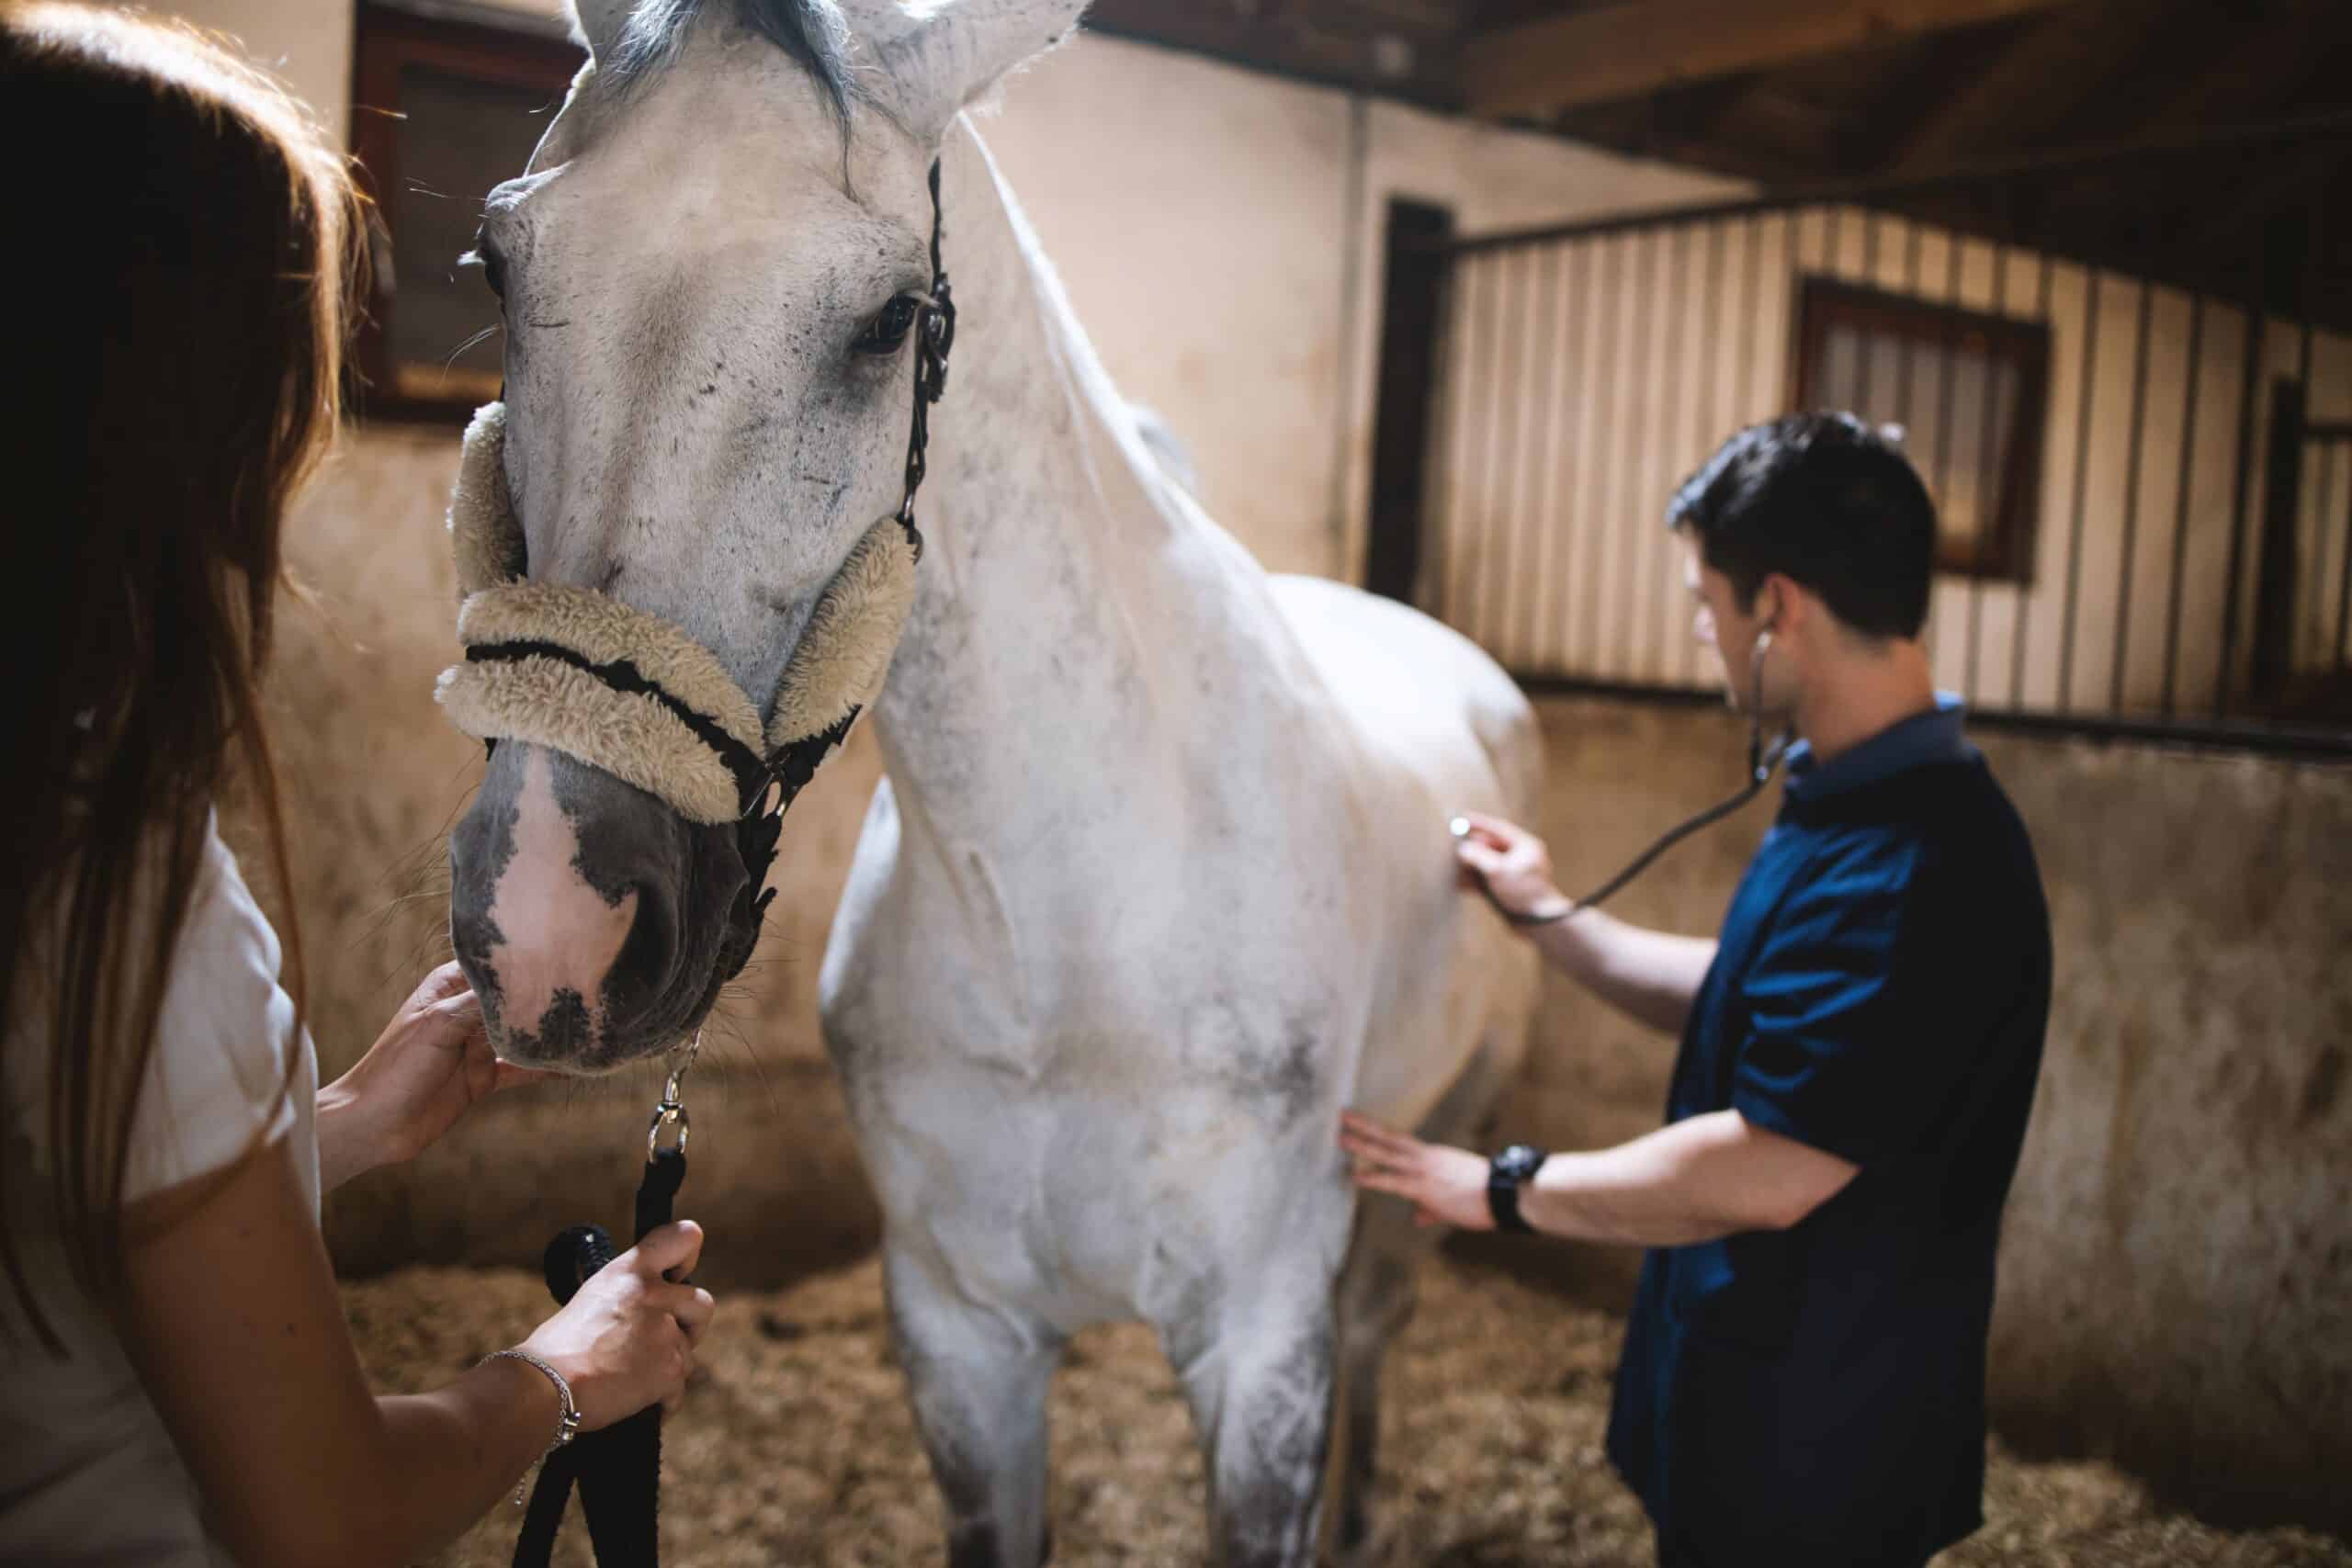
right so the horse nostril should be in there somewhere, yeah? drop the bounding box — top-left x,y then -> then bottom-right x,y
603,878 -> 682,1031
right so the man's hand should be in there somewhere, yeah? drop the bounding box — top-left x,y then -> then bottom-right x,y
1340,1111 -> 1495,1231
1452,812 -> 1572,925
317,961 -> 555,1190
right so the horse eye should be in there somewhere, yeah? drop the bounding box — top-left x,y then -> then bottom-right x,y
853,294 -> 922,356
471,230 -> 508,304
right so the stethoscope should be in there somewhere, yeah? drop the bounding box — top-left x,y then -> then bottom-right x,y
1453,625 -> 1793,925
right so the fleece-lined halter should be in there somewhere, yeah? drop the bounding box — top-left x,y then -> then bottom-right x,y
435,163 -> 956,972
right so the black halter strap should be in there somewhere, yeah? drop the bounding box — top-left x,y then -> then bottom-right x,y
721,157 -> 954,976
896,157 -> 956,558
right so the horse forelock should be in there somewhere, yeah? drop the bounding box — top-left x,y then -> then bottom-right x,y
601,0 -> 857,124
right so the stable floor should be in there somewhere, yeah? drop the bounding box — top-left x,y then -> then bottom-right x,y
345,1256 -> 2351,1567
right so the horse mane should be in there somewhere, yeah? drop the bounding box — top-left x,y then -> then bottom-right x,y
603,0 -> 856,128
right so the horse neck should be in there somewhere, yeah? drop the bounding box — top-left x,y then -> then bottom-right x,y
867,123 -> 1272,852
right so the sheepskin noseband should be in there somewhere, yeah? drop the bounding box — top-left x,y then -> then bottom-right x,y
433,402 -> 919,827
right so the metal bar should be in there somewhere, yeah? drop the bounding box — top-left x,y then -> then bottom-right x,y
1467,252 -> 1513,645
2012,251 -> 2056,713
1556,241 -> 1601,676
2057,268 -> 2103,714
1894,220 -> 1927,428
1490,247 -> 1534,663
1534,240 -> 1586,675
1736,211 -> 1763,423
1516,243 -> 1566,665
1487,249 -> 1533,651
2249,215 -> 2323,697
1643,222 -> 1687,680
2109,276 -> 2158,716
1445,255 -> 1497,631
1581,236 -> 1624,675
2301,211 -> 2324,673
1690,216 -> 1729,683
1967,243 -> 2010,705
1612,229 -> 1659,682
1854,214 -> 1885,412
2215,228 -> 2270,720
2159,292 -> 2208,716
2336,451 -> 2352,669
1442,109 -> 2352,257
1924,231 -> 1961,689
2313,443 -> 2338,672
1508,674 -> 2352,761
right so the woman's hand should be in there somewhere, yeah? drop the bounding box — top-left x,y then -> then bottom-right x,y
521,1221 -> 716,1428
1452,812 -> 1572,926
1340,1111 -> 1495,1231
317,961 -> 553,1190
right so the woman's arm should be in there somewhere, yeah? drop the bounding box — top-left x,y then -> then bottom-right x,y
316,961 -> 552,1192
121,1134 -> 710,1568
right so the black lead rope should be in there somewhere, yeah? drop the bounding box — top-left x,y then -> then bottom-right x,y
513,1054 -> 695,1568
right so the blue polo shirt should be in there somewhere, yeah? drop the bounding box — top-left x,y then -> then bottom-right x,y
1605,700 -> 2052,1568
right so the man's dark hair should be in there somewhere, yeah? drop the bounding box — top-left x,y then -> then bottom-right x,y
1667,412 -> 1936,640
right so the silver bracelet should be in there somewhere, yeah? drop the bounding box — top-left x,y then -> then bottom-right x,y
485,1348 -> 581,1505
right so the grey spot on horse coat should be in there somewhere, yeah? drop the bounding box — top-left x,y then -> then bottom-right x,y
523,987 -> 595,1059
447,751 -> 521,1015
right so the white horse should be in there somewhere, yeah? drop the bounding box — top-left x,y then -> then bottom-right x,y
443,3 -> 1541,1562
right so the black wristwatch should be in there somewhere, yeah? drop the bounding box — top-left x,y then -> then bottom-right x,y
1487,1144 -> 1549,1234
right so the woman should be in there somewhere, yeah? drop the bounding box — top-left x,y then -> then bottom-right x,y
0,6 -> 714,1564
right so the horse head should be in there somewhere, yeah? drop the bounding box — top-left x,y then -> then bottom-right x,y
443,0 -> 1085,1070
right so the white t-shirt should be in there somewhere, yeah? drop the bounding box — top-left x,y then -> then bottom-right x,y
1,815 -> 320,1566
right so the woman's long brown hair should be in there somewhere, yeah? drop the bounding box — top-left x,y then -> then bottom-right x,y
0,3 -> 365,1348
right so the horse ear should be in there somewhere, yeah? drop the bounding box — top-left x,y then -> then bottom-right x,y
841,0 -> 1089,144
567,0 -> 634,63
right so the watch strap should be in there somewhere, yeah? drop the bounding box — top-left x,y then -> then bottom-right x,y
1487,1145 -> 1549,1234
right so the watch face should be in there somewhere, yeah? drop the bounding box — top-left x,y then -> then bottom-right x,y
1494,1144 -> 1545,1182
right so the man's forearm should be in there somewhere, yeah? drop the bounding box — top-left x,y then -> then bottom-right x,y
1516,1111 -> 1855,1247
1532,909 -> 1717,1035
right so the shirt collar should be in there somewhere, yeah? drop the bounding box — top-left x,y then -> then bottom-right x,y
1782,693 -> 1973,803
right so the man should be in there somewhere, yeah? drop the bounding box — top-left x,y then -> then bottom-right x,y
1340,413 -> 2052,1568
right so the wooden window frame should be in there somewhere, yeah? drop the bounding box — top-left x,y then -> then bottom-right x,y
349,2 -> 580,423
1789,275 -> 2052,583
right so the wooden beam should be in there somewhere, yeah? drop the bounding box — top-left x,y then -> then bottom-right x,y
1875,2 -> 2120,172
1463,0 -> 2081,119
2125,0 -> 2351,138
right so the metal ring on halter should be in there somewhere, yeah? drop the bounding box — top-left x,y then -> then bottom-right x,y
646,1030 -> 703,1161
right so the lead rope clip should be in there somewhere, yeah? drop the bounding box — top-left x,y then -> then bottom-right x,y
647,1031 -> 701,1162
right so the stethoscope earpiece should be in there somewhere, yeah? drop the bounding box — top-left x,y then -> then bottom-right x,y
1457,615 -> 1792,925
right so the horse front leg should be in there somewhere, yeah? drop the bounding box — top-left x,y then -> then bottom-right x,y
1163,1258 -> 1345,1568
885,1244 -> 1063,1568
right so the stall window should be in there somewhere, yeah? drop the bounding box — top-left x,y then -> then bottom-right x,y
1791,276 -> 2051,582
351,2 -> 578,421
